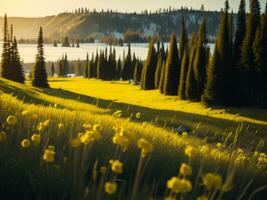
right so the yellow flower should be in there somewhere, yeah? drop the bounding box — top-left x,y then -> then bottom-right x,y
0,131 -> 7,142
135,112 -> 142,119
31,134 -> 41,144
167,177 -> 192,193
182,132 -> 188,137
43,147 -> 56,162
58,123 -> 64,129
105,182 -> 117,194
137,138 -> 153,158
216,143 -> 222,148
70,137 -> 82,148
93,124 -> 102,132
202,173 -> 222,190
43,119 -> 50,127
21,139 -> 31,148
100,166 -> 107,174
180,163 -> 192,176
80,130 -> 101,145
82,123 -> 91,130
197,195 -> 208,200
113,110 -> 123,118
109,159 -> 123,174
185,145 -> 194,157
7,115 -> 17,126
200,145 -> 209,154
112,127 -> 130,151
48,145 -> 55,151
21,110 -> 29,116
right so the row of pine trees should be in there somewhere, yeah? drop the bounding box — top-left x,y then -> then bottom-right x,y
1,14 -> 49,87
140,0 -> 267,107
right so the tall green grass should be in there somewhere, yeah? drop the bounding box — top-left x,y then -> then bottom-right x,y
0,91 -> 267,199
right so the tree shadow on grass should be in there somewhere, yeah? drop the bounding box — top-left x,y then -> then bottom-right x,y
1,78 -> 267,147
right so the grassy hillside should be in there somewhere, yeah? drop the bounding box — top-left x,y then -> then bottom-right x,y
1,77 -> 267,199
48,78 -> 267,145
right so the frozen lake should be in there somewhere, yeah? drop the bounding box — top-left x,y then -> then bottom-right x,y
0,42 -> 215,63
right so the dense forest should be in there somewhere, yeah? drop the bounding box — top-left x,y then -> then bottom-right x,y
0,7 -> 227,41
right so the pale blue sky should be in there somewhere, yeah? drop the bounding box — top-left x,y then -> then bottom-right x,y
0,0 -> 266,17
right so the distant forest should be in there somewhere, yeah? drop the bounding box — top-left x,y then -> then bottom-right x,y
0,6 -> 232,43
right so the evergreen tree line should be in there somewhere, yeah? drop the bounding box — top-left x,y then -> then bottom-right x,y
141,0 -> 267,108
1,14 -> 25,83
1,14 -> 49,88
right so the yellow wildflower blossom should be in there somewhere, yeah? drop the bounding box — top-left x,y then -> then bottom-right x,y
31,134 -> 41,145
105,182 -> 117,194
137,138 -> 153,158
109,159 -> 123,174
43,147 -> 56,162
180,163 -> 192,176
202,173 -> 222,190
167,177 -> 192,193
185,145 -> 194,157
58,123 -> 64,129
21,139 -> 31,148
21,110 -> 29,116
7,115 -> 17,126
135,112 -> 142,119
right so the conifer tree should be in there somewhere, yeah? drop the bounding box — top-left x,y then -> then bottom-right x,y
10,37 -> 25,83
1,14 -> 11,79
117,57 -> 122,80
122,44 -> 132,80
253,9 -> 267,106
141,40 -> 157,90
179,16 -> 188,61
159,61 -> 166,94
154,53 -> 163,88
193,18 -> 209,101
32,27 -> 49,88
134,59 -> 143,84
84,52 -> 89,78
89,53 -> 95,78
185,34 -> 198,101
51,62 -> 55,77
163,34 -> 180,95
203,11 -> 233,105
178,49 -> 189,100
233,0 -> 246,86
241,0 -> 261,104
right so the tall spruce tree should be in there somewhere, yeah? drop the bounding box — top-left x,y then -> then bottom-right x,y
179,16 -> 189,61
233,0 -> 246,96
51,62 -> 55,77
185,34 -> 198,101
141,40 -> 157,90
154,53 -> 163,88
32,27 -> 49,88
159,61 -> 166,94
241,0 -> 261,104
117,57 -> 122,80
134,60 -> 143,84
11,37 -> 25,83
253,9 -> 267,106
178,49 -> 189,100
1,14 -> 11,79
163,34 -> 180,95
193,18 -> 209,101
122,44 -> 132,80
84,52 -> 89,78
203,11 -> 234,105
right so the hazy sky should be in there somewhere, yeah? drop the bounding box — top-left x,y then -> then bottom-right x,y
0,0 -> 266,17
